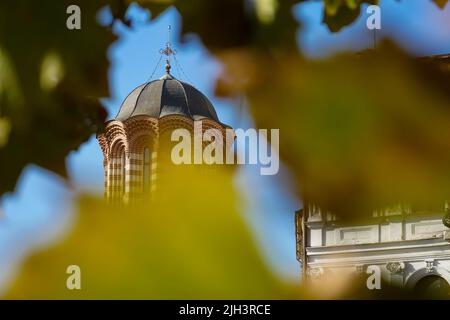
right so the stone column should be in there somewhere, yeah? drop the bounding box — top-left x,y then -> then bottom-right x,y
386,261 -> 405,287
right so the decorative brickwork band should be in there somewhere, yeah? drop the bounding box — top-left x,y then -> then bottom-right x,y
98,115 -> 231,203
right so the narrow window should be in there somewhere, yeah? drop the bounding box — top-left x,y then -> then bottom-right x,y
121,150 -> 126,196
143,147 -> 151,192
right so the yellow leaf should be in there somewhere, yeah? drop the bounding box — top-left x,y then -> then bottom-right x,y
5,166 -> 298,299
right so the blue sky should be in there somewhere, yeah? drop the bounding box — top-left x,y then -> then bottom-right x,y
1,1 -> 450,293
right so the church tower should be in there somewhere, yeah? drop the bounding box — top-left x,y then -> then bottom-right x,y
97,35 -> 232,203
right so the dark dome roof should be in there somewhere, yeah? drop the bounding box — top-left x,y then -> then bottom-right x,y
115,74 -> 220,122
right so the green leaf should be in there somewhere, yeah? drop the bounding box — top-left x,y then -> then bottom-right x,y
0,118 -> 11,147
323,0 -> 378,33
0,0 -> 112,194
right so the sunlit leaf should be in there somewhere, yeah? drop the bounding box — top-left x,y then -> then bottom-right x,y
5,166 -> 298,299
432,0 -> 449,9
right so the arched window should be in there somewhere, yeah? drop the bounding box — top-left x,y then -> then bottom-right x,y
143,147 -> 151,192
415,275 -> 450,299
121,150 -> 126,196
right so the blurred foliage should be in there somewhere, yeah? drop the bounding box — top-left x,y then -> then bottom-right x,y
434,0 -> 449,9
117,0 -> 378,48
4,159 -> 435,299
216,42 -> 450,219
7,164 -> 421,299
322,0 -> 378,32
0,1 -> 112,195
5,167 -> 297,299
2,0 -> 450,299
1,0 -> 448,206
0,118 -> 11,147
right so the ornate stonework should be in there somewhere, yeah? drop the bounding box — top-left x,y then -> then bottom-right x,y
296,203 -> 450,295
386,262 -> 405,274
307,267 -> 324,279
425,259 -> 436,273
355,264 -> 365,274
98,114 -> 231,203
98,33 -> 233,203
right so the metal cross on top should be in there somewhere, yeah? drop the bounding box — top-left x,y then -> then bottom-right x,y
160,25 -> 177,74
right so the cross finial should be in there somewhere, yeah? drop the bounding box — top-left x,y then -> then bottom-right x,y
160,25 -> 176,74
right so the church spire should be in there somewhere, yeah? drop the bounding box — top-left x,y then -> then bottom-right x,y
160,25 -> 176,75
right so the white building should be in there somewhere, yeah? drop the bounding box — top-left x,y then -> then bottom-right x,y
296,204 -> 450,298
295,54 -> 450,299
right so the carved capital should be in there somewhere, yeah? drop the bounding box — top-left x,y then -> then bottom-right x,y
386,261 -> 405,274
307,267 -> 324,279
444,230 -> 450,241
425,259 -> 435,273
443,212 -> 450,228
355,264 -> 365,274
